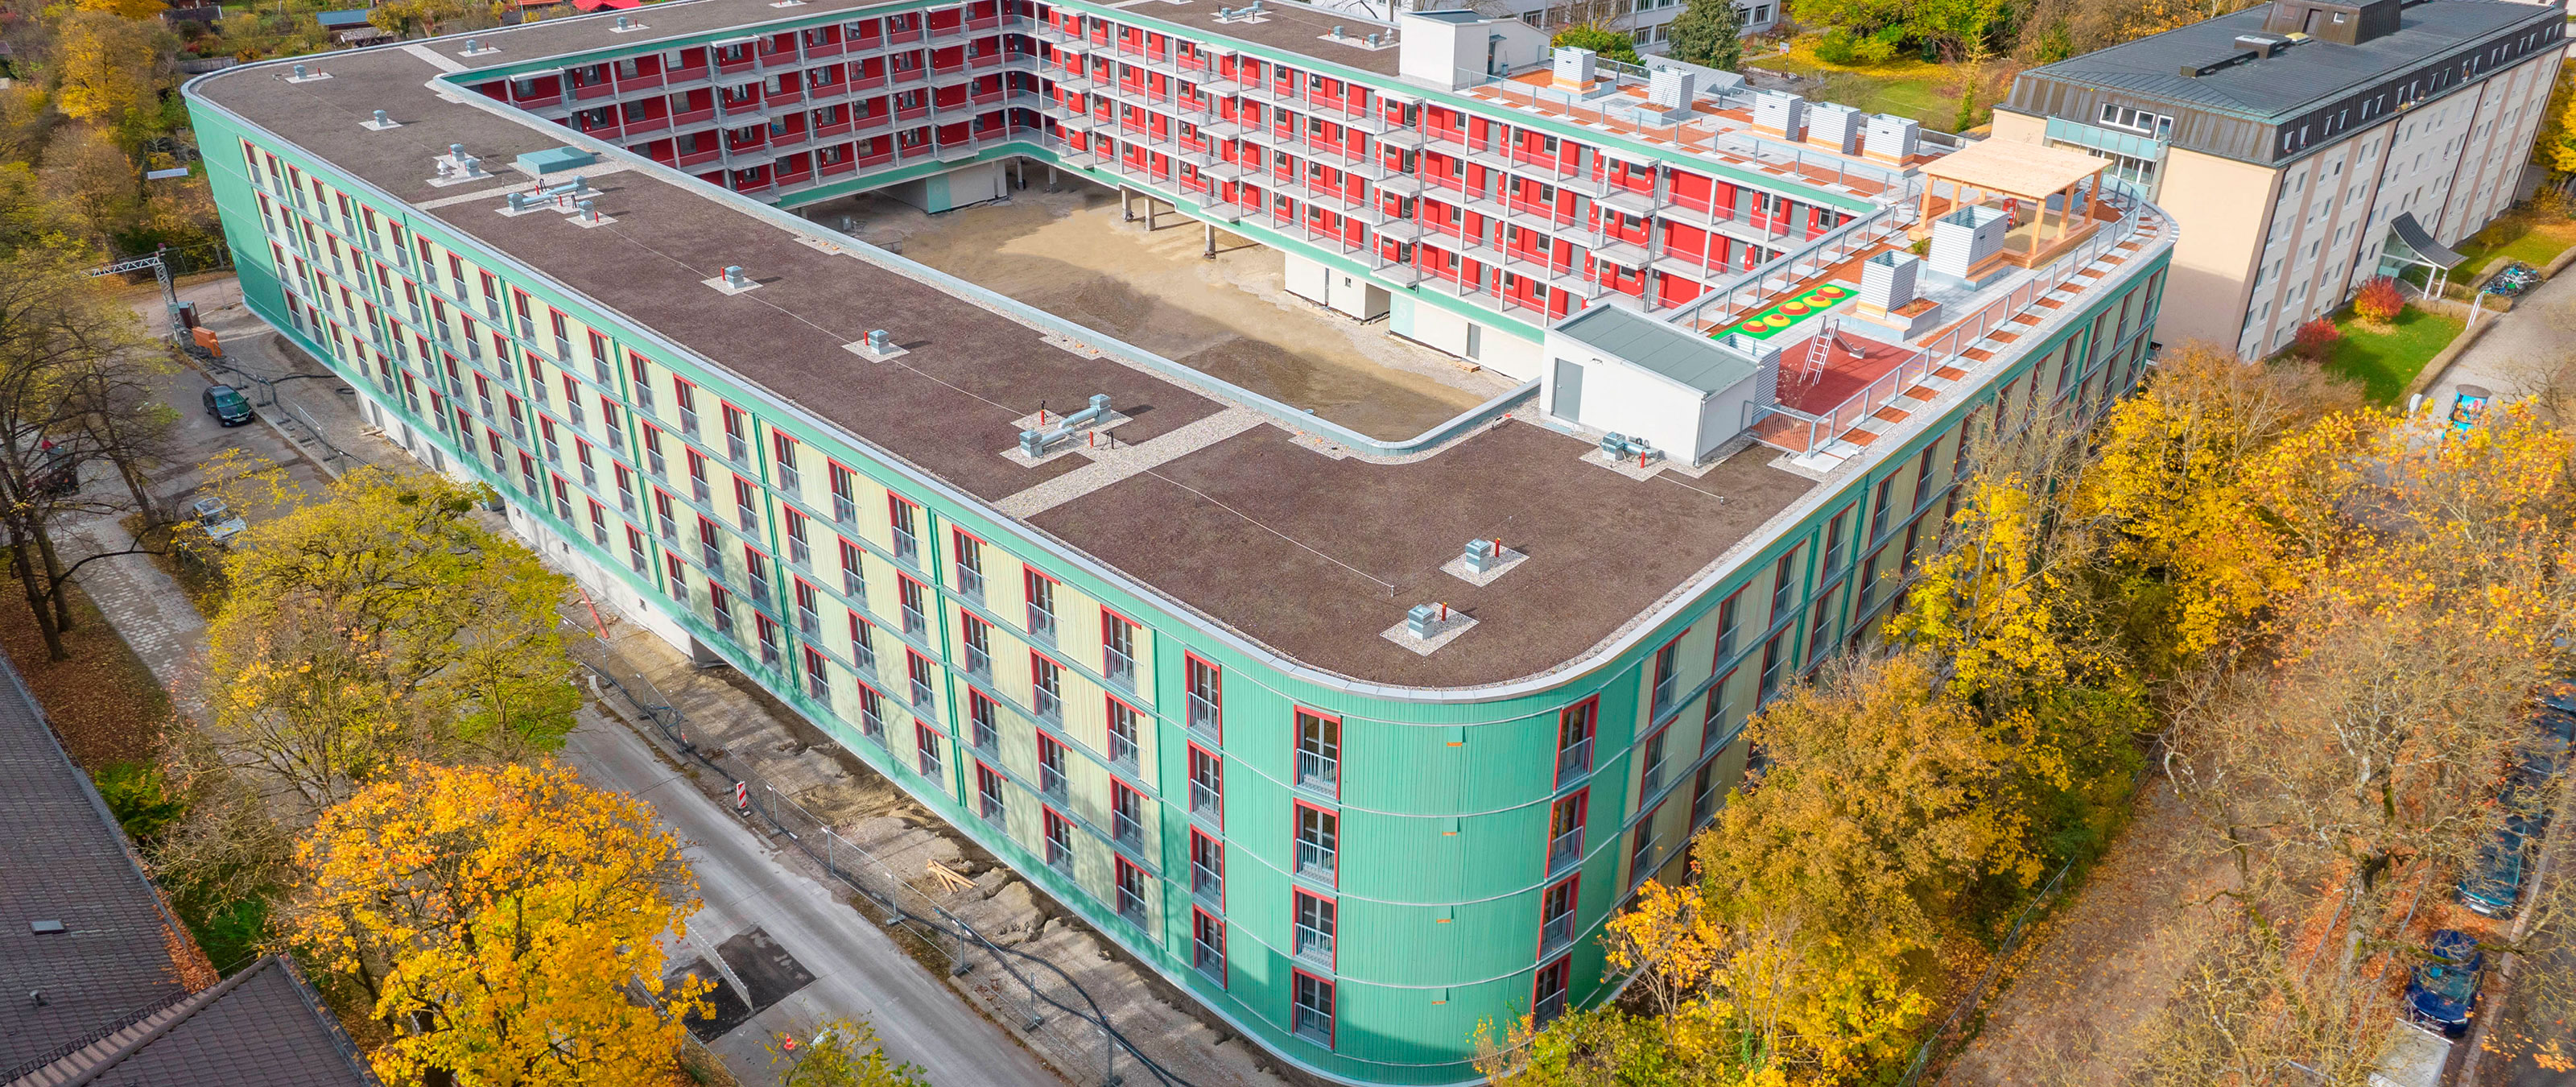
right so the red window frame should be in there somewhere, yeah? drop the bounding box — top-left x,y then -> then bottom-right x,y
1545,789 -> 1589,877
1188,826 -> 1224,908
1290,968 -> 1336,1048
1291,799 -> 1340,887
1042,804 -> 1073,864
1537,873 -> 1579,956
1187,742 -> 1224,829
1191,907 -> 1228,986
1292,886 -> 1338,970
914,721 -> 942,777
975,760 -> 1005,818
1183,651 -> 1222,740
1292,705 -> 1342,800
1555,696 -> 1597,787
1532,955 -> 1572,1024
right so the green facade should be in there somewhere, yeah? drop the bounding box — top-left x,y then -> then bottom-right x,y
187,23 -> 2171,1083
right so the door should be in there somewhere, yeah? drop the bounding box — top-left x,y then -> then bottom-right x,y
1552,358 -> 1583,420
1466,324 -> 1484,362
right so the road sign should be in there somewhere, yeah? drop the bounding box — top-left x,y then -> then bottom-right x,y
735,782 -> 749,811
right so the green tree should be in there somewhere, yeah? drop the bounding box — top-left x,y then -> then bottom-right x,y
771,1018 -> 934,1086
1551,26 -> 1641,65
52,10 -> 175,128
206,466 -> 583,810
1666,0 -> 1745,72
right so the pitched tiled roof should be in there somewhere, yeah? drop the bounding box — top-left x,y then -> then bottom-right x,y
7,957 -> 375,1087
0,649 -> 374,1087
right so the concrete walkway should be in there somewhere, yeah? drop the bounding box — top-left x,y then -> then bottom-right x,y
2413,271 -> 2576,413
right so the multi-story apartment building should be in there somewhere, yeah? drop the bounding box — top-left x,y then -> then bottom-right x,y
184,2 -> 2169,1081
1993,0 -> 2562,358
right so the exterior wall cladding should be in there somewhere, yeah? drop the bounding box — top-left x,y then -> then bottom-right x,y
185,0 -> 2171,1081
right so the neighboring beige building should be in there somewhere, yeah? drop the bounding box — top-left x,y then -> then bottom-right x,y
1993,0 -> 2564,358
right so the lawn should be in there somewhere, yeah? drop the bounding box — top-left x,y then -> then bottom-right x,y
2444,210 -> 2576,282
2324,307 -> 2466,403
1752,39 -> 1963,131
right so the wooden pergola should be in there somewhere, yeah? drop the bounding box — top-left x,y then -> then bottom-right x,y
1917,138 -> 2110,245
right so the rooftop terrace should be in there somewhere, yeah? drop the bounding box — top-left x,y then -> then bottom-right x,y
188,0 -> 2170,691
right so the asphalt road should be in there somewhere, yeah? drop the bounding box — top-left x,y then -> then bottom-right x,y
559,710 -> 1065,1087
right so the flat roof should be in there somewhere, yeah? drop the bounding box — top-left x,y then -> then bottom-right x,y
188,2 -> 1854,690
2018,0 -> 2557,121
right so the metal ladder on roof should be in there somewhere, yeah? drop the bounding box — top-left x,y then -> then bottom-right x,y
1791,316 -> 1843,389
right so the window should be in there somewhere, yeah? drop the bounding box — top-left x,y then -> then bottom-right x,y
1116,858 -> 1149,925
1191,909 -> 1228,982
1293,890 -> 1336,965
839,538 -> 866,599
1759,634 -> 1788,703
914,722 -> 941,777
1188,746 -> 1223,824
1068,701 -> 1132,775
976,762 -> 1006,825
1295,709 -> 1340,794
1868,477 -> 1893,539
1533,957 -> 1571,1028
1184,654 -> 1221,738
1190,829 -> 1224,904
848,613 -> 877,670
887,495 -> 919,564
1030,653 -> 1064,721
906,649 -> 935,708
1101,611 -> 1138,688
961,614 -> 993,677
968,689 -> 999,752
1714,591 -> 1741,662
1638,726 -> 1670,796
1043,808 -> 1073,871
1822,509 -> 1850,573
1650,638 -> 1682,718
1690,763 -> 1718,827
829,463 -> 857,524
1038,733 -> 1068,799
1629,812 -> 1660,886
1539,875 -> 1578,955
1112,781 -> 1144,849
1556,698 -> 1596,785
952,530 -> 985,601
1546,791 -> 1587,874
856,682 -> 886,741
1702,670 -> 1737,754
898,574 -> 927,637
1024,568 -> 1058,643
1291,972 -> 1335,1046
1912,444 -> 1940,510
1769,549 -> 1801,626
1294,803 -> 1339,884
794,580 -> 823,637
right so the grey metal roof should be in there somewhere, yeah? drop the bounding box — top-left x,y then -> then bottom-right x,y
1557,304 -> 1758,394
2018,0 -> 2558,122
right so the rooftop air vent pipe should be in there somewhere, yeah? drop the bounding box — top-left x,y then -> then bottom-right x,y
724,266 -> 749,288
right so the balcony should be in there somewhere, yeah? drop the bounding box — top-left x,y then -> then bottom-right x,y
1294,840 -> 1335,882
1295,750 -> 1337,794
1546,827 -> 1583,874
1540,911 -> 1575,955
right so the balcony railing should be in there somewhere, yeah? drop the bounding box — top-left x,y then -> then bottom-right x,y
1555,738 -> 1591,783
1295,840 -> 1335,882
1540,911 -> 1574,955
1295,750 -> 1337,793
1546,828 -> 1583,874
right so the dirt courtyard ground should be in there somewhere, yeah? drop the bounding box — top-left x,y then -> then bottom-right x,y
797,180 -> 1513,440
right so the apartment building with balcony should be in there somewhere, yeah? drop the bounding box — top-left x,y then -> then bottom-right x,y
1993,0 -> 2562,358
184,1 -> 2170,1081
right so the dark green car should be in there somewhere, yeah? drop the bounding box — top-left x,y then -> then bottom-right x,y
201,383 -> 251,426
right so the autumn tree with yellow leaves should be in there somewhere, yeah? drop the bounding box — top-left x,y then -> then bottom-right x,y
207,466 -> 581,811
287,760 -> 711,1086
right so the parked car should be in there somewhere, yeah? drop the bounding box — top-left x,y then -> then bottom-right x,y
2404,929 -> 2484,1037
201,383 -> 251,426
2458,815 -> 2531,917
28,454 -> 75,496
189,496 -> 247,546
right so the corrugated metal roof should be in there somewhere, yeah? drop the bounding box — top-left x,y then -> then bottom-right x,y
1557,305 -> 1757,394
2019,0 -> 2557,122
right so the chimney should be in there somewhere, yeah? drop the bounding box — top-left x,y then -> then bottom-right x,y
1863,114 -> 1919,163
1860,251 -> 1920,315
1752,91 -> 1806,142
1807,102 -> 1863,155
1647,66 -> 1695,110
1552,47 -> 1596,90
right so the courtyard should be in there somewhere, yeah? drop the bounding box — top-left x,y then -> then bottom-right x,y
799,180 -> 1515,441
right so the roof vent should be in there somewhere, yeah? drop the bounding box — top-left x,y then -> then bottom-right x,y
362,108 -> 400,130
704,264 -> 761,295
460,36 -> 498,55
844,328 -> 909,362
2233,32 -> 2289,56
1385,602 -> 1476,655
1016,394 -> 1118,457
430,143 -> 489,186
29,920 -> 65,935
609,13 -> 650,30
286,62 -> 330,83
2179,51 -> 2257,78
1447,538 -> 1526,585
